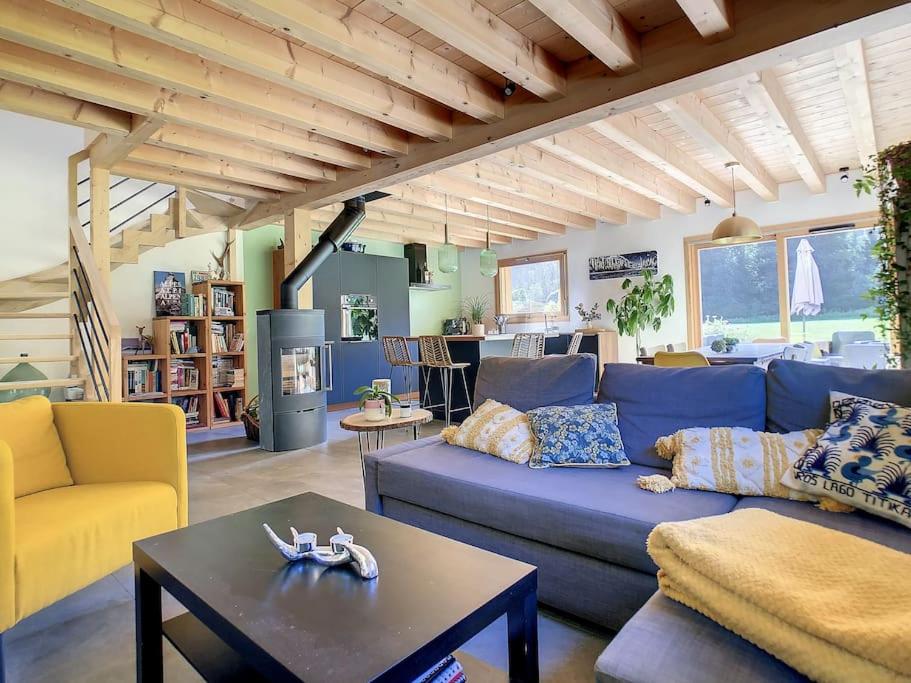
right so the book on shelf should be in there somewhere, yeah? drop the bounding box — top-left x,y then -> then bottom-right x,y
212,390 -> 243,422
211,323 -> 244,353
212,286 -> 236,316
183,293 -> 207,317
171,396 -> 200,426
126,359 -> 161,396
170,358 -> 199,390
412,655 -> 466,683
169,321 -> 199,354
211,357 -> 243,388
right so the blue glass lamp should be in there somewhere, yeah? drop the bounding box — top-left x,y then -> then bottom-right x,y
438,196 -> 458,274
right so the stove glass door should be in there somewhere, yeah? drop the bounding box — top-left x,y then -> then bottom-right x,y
280,346 -> 322,395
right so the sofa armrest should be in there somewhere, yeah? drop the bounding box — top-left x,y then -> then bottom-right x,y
364,435 -> 441,515
52,402 -> 188,527
0,441 -> 15,632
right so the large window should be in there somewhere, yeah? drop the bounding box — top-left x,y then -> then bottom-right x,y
687,219 -> 883,346
495,251 -> 568,323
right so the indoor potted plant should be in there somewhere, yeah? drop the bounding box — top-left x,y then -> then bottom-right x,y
605,271 -> 675,352
354,385 -> 399,421
574,302 -> 601,329
462,296 -> 490,337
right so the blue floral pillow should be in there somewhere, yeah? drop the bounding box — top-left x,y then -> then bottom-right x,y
526,403 -> 629,468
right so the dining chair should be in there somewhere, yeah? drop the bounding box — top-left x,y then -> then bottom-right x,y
639,344 -> 666,357
654,351 -> 710,367
666,342 -> 686,352
381,336 -> 423,401
782,345 -> 811,362
511,333 -> 545,359
831,331 -> 875,355
418,335 -> 473,426
566,332 -> 584,355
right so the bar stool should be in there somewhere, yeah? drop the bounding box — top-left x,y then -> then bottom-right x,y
566,332 -> 584,355
418,335 -> 472,426
511,333 -> 545,359
381,336 -> 423,402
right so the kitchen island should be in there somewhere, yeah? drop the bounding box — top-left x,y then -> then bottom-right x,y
410,331 -> 618,422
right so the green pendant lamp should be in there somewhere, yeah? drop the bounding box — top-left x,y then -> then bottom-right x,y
438,194 -> 459,274
711,162 -> 762,244
0,353 -> 50,402
479,205 -> 498,278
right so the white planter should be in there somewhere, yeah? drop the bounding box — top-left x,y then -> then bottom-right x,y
363,400 -> 386,421
471,323 -> 486,337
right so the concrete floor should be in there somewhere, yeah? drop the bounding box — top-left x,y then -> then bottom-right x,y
5,414 -> 610,682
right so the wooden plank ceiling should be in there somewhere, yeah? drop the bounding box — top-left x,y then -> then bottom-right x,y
0,0 -> 909,247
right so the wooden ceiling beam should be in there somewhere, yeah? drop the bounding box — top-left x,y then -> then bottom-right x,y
0,0 -> 407,155
89,115 -> 164,169
0,40 -> 369,170
0,78 -> 130,135
111,160 -> 281,200
676,0 -> 734,42
47,0 -> 451,142
655,92 -> 777,200
214,0 -> 503,123
369,198 -> 538,240
314,207 -> 512,244
737,70 -> 826,193
592,114 -> 733,206
127,146 -> 311,193
534,130 -> 695,214
376,0 -> 565,101
491,145 -> 660,219
315,218 -> 491,249
527,0 -> 640,74
832,39 -> 878,165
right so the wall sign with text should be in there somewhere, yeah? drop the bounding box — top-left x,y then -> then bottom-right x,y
588,251 -> 658,280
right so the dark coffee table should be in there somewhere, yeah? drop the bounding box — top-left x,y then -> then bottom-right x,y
134,493 -> 538,682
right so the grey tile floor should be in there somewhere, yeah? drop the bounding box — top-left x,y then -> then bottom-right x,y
5,414 -> 610,682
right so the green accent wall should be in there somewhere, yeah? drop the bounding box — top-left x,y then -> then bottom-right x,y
242,226 -> 462,396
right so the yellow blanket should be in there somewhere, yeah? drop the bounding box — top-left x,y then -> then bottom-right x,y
648,509 -> 911,683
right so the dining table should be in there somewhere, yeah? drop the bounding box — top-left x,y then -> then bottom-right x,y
637,342 -> 790,366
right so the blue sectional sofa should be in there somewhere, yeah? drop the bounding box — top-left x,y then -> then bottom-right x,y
364,356 -> 911,682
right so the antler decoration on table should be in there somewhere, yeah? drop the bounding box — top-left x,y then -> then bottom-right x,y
262,524 -> 379,580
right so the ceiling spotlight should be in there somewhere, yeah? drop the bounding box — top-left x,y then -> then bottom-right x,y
503,79 -> 517,97
704,198 -> 711,207
839,167 -> 850,183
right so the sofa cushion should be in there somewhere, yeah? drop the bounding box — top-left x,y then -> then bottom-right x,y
374,438 -> 737,573
765,359 -> 911,432
0,395 -> 73,498
14,481 -> 178,621
597,364 -> 767,468
473,354 -> 596,411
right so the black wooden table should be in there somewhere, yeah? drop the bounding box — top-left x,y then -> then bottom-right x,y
134,493 -> 538,682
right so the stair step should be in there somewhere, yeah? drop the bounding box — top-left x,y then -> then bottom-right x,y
0,333 -> 72,341
0,291 -> 68,300
0,377 -> 85,391
0,312 -> 70,319
0,355 -> 78,364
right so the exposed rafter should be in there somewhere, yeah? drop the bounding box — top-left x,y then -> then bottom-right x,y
676,0 -> 734,42
0,78 -> 130,134
832,40 -> 878,165
655,92 -> 777,200
375,0 -> 566,101
738,70 -> 826,193
89,115 -> 164,169
369,198 -> 538,240
315,207 -> 512,244
111,161 -> 281,200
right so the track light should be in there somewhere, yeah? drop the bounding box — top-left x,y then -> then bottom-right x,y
503,79 -> 517,97
839,167 -> 850,183
704,198 -> 711,207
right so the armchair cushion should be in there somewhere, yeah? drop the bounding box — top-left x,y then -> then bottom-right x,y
14,482 -> 177,623
0,396 -> 73,498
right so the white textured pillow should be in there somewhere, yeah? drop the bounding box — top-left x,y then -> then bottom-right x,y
441,399 -> 534,464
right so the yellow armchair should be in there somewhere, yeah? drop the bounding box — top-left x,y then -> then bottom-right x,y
0,402 -> 187,653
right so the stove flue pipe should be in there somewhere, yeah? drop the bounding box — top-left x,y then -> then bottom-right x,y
280,196 -> 366,309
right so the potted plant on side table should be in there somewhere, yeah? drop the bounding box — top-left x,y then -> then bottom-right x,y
354,385 -> 399,421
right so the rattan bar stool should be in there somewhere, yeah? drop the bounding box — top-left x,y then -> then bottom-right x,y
566,332 -> 584,355
418,335 -> 472,426
510,333 -> 545,359
381,336 -> 423,402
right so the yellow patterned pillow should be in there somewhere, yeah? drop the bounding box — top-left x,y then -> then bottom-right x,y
441,399 -> 534,464
654,427 -> 822,500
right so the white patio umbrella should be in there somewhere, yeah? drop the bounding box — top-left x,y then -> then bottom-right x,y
790,238 -> 824,341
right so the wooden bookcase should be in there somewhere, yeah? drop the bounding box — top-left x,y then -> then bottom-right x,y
122,279 -> 246,433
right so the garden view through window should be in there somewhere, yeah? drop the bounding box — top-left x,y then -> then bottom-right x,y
698,227 -> 882,344
495,251 -> 568,322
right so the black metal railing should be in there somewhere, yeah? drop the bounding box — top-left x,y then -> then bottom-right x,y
77,176 -> 175,232
70,244 -> 111,401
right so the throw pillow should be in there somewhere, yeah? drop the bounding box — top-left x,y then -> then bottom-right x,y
829,390 -> 900,423
653,427 -> 822,501
0,395 -> 73,498
782,402 -> 911,528
440,399 -> 534,464
526,403 -> 629,468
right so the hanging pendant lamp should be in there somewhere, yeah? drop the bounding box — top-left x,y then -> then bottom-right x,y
438,194 -> 458,273
711,162 -> 762,244
479,205 -> 498,277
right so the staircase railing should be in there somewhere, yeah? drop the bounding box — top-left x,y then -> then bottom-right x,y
68,150 -> 122,401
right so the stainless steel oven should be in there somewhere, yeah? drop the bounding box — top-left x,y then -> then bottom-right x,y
340,294 -> 378,342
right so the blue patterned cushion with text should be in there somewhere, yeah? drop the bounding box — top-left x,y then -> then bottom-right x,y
527,403 -> 629,468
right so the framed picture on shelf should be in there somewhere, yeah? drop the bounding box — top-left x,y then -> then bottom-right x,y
190,270 -> 210,284
153,271 -> 187,316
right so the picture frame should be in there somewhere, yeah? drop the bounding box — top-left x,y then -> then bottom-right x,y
588,251 -> 658,280
153,271 -> 187,316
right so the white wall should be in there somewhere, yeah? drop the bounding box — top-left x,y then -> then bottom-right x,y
461,174 -> 876,361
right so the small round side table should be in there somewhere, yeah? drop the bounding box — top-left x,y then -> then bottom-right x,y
339,408 -> 434,482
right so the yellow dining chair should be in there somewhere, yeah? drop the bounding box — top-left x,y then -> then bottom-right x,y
654,351 -> 711,367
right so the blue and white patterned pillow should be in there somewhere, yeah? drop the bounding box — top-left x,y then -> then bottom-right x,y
526,403 -> 629,468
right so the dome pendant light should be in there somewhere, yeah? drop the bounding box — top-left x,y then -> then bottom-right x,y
479,205 -> 498,277
438,194 -> 458,274
711,162 -> 762,245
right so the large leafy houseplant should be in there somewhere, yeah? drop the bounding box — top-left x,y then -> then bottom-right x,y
854,142 -> 911,367
605,271 -> 675,352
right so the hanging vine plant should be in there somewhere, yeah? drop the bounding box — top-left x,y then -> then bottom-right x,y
854,142 -> 911,367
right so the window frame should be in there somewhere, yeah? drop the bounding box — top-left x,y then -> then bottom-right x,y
494,250 -> 569,323
683,211 -> 879,348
